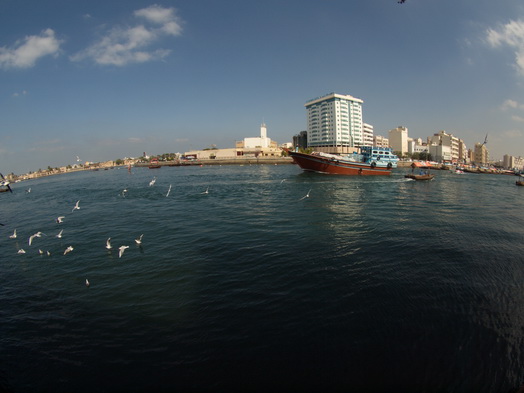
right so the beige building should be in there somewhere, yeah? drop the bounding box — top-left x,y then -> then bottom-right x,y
373,135 -> 389,148
474,143 -> 489,165
503,154 -> 524,170
388,126 -> 409,154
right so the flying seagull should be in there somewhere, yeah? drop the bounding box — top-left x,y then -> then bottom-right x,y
64,246 -> 74,255
29,231 -> 45,246
299,189 -> 312,201
166,184 -> 172,197
105,237 -> 112,250
56,216 -> 65,223
85,279 -> 90,287
56,229 -> 63,239
72,200 -> 80,212
135,234 -> 144,245
18,249 -> 26,254
0,173 -> 13,193
118,245 -> 129,258
9,229 -> 17,239
149,177 -> 156,187
201,186 -> 209,194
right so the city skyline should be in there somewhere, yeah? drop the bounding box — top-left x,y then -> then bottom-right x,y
1,0 -> 524,175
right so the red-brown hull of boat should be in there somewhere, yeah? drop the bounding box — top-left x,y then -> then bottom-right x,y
289,151 -> 392,176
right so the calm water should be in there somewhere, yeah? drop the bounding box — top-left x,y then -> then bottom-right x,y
1,164 -> 524,392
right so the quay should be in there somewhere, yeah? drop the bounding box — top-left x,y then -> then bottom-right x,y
135,157 -> 294,168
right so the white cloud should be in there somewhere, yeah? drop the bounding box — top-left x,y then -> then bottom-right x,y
501,99 -> 518,110
12,90 -> 28,98
511,115 -> 524,123
71,5 -> 182,66
0,29 -> 62,70
486,19 -> 524,76
504,129 -> 523,138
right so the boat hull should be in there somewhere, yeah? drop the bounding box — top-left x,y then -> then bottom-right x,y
288,151 -> 392,176
405,174 -> 435,181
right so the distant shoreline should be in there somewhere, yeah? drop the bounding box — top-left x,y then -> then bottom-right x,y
134,157 -> 295,167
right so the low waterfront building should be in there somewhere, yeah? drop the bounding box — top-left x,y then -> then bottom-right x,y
184,123 -> 286,160
408,138 -> 429,155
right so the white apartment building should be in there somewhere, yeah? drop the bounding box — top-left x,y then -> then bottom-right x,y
408,137 -> 429,155
429,130 -> 467,163
363,123 -> 374,146
503,154 -> 524,170
305,92 -> 364,153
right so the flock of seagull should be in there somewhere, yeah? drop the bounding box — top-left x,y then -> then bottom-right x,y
9,199 -> 145,260
6,173 -> 313,287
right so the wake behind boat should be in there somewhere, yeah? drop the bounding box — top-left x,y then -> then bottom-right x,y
284,146 -> 399,176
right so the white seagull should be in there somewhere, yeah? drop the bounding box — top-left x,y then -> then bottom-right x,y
56,216 -> 65,223
118,245 -> 129,258
29,231 -> 45,246
121,189 -> 128,197
85,279 -> 90,287
72,200 -> 80,212
135,234 -> 144,245
149,177 -> 156,187
9,229 -> 17,239
201,186 -> 209,194
166,184 -> 172,197
64,246 -> 74,255
18,249 -> 26,254
299,189 -> 312,201
56,229 -> 63,239
39,249 -> 44,255
105,237 -> 112,250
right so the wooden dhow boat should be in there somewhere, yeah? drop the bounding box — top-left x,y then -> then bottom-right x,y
284,146 -> 399,176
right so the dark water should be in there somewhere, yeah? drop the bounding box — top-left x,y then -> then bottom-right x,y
1,165 -> 524,392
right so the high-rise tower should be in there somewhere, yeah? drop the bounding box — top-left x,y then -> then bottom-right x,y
304,92 -> 364,153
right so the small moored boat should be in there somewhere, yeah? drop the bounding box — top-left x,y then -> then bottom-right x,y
148,158 -> 161,169
405,162 -> 435,181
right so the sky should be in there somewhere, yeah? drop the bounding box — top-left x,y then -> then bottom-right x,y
1,0 -> 524,174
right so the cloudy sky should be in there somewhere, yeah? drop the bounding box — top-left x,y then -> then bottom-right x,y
1,0 -> 524,174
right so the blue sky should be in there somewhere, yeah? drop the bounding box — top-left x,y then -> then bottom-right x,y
1,0 -> 524,174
